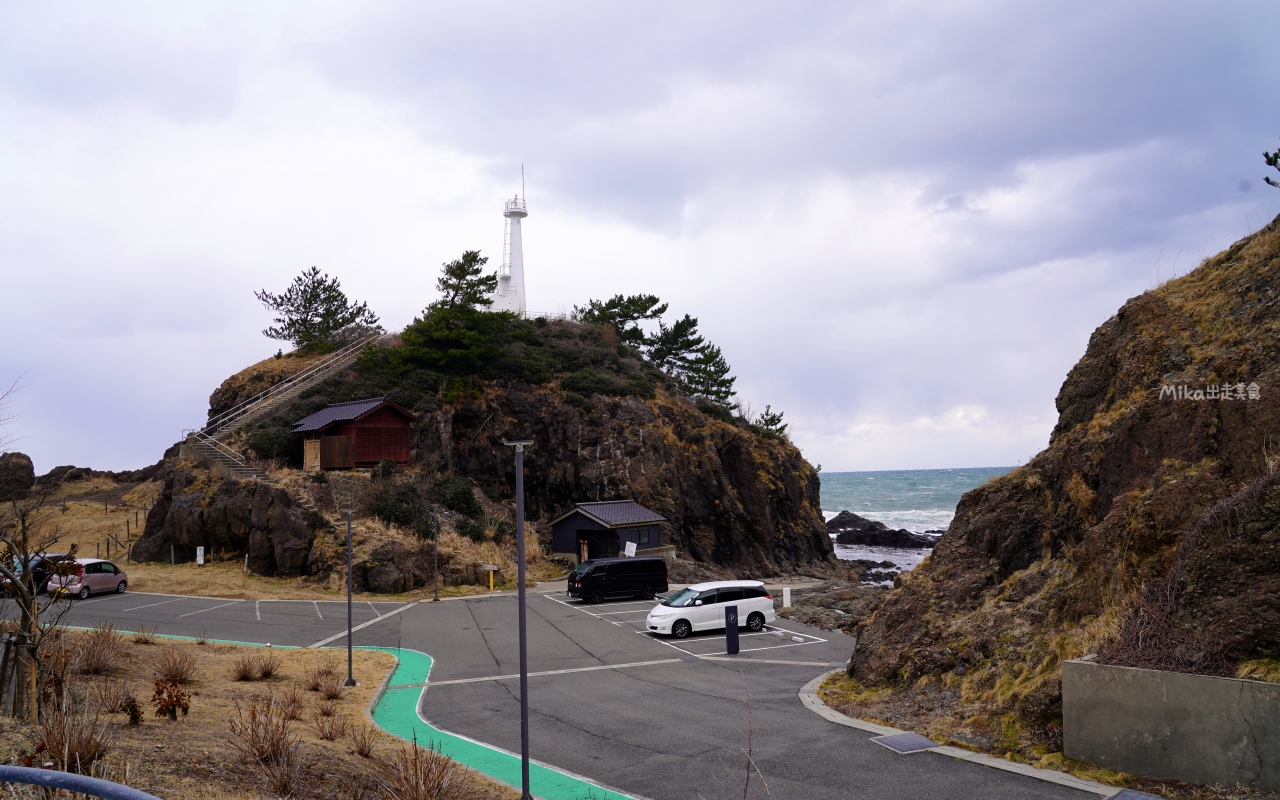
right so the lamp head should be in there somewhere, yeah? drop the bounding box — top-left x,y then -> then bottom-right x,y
503,440 -> 534,453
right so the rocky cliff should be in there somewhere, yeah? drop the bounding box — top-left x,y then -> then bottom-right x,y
846,216 -> 1280,754
132,318 -> 836,579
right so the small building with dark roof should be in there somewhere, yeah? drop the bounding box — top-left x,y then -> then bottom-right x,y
548,500 -> 667,563
292,397 -> 416,471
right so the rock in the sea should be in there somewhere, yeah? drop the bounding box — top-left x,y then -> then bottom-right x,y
0,452 -> 35,501
827,511 -> 936,549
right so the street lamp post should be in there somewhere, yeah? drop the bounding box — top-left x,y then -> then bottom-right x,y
342,509 -> 356,687
503,439 -> 534,800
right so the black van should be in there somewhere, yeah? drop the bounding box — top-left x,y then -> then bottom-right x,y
567,556 -> 669,603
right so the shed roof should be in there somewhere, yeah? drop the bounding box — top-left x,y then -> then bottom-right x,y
549,500 -> 667,528
291,397 -> 416,433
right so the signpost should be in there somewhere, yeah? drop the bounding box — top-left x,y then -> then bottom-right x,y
503,439 -> 534,800
195,546 -> 205,566
482,564 -> 499,592
624,541 -> 637,558
725,605 -> 740,655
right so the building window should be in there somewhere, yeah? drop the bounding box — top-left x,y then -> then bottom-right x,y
637,527 -> 650,545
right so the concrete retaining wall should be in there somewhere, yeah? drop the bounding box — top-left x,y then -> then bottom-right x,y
1063,658 -> 1280,790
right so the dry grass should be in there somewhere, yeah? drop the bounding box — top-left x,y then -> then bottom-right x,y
75,621 -> 128,676
315,698 -> 339,718
232,653 -> 258,682
40,693 -> 116,774
380,737 -> 476,800
1238,658 -> 1280,684
153,647 -> 198,684
228,693 -> 303,796
311,710 -> 349,741
90,679 -> 136,714
304,654 -> 338,692
254,650 -> 281,679
131,624 -> 158,645
351,723 -> 378,759
318,674 -> 347,701
277,683 -> 305,721
0,640 -> 480,799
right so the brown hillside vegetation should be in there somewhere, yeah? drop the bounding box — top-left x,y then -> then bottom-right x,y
843,216 -> 1280,771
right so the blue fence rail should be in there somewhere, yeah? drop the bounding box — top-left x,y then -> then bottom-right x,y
0,766 -> 162,799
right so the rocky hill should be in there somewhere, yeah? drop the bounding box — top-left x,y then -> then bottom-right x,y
130,316 -> 837,583
844,216 -> 1280,758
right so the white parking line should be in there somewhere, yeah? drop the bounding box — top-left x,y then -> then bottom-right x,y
368,602 -> 380,617
120,598 -> 180,612
314,601 -> 323,619
419,658 -> 683,687
256,601 -> 261,621
178,600 -> 242,618
307,602 -> 416,648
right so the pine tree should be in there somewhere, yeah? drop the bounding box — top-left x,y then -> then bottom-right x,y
645,314 -> 704,372
255,267 -> 381,352
433,250 -> 498,311
572,294 -> 667,346
754,405 -> 788,437
1266,141 -> 1280,188
681,343 -> 737,406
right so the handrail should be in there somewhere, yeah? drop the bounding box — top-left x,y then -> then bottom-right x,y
202,332 -> 384,434
0,765 -> 162,800
181,429 -> 250,467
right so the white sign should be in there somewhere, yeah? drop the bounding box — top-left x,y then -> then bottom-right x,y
196,546 -> 205,566
624,541 -> 637,557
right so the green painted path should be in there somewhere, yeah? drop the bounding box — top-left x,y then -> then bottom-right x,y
367,647 -> 640,800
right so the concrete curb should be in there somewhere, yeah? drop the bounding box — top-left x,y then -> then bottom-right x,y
797,670 -> 1124,798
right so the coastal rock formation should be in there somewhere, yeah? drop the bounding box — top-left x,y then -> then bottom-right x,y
846,216 -> 1280,755
412,386 -> 833,574
0,452 -> 34,502
827,510 -> 936,549
132,466 -> 321,577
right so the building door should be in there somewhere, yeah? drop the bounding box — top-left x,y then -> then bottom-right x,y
578,531 -> 619,560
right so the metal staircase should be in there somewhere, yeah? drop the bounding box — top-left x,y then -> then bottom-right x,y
180,332 -> 387,479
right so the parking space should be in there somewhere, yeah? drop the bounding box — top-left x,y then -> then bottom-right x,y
541,591 -> 831,661
51,591 -> 408,647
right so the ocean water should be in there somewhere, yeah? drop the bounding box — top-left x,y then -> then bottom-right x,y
820,467 -> 1014,572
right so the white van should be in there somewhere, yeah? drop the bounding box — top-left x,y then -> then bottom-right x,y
645,580 -> 775,639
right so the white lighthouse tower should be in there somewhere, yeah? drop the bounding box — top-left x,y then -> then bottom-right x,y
491,194 -> 528,315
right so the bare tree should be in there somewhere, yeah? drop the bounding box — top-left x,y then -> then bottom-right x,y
0,375 -> 23,453
0,486 -> 77,720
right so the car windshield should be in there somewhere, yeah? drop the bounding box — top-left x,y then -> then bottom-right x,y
572,561 -> 594,575
662,587 -> 700,607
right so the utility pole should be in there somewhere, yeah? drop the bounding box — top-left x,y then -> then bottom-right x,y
342,509 -> 356,687
503,439 -> 534,800
432,504 -> 440,602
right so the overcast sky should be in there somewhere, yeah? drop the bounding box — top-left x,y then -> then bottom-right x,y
3,2 -> 1279,475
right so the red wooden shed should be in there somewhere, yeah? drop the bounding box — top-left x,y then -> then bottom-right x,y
292,397 -> 417,471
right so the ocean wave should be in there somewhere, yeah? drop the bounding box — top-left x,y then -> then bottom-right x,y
823,508 -> 954,532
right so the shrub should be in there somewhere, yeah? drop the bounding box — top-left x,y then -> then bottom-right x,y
131,625 -> 158,645
316,699 -> 339,718
150,678 -> 190,720
318,675 -> 347,701
153,648 -> 198,684
560,391 -> 593,412
372,481 -> 422,527
380,736 -> 472,800
560,368 -> 622,396
255,651 -> 281,680
227,694 -> 303,797
351,723 -> 379,759
75,622 -> 127,676
194,629 -> 210,646
90,680 -> 135,714
246,425 -> 299,463
278,683 -> 305,721
232,654 -> 257,682
374,457 -> 397,480
41,700 -> 115,774
304,655 -> 338,692
312,711 -> 349,741
431,476 -> 481,519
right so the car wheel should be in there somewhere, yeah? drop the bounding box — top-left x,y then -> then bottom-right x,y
588,589 -> 605,604
746,612 -> 765,632
77,586 -> 90,600
116,581 -> 127,594
641,585 -> 656,601
672,619 -> 692,639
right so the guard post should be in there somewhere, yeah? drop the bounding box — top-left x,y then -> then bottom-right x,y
725,605 -> 739,655
482,564 -> 499,592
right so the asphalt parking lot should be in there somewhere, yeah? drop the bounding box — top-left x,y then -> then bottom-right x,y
47,588 -> 1100,800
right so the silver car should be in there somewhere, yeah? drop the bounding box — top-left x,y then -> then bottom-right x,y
47,558 -> 128,599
